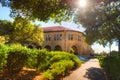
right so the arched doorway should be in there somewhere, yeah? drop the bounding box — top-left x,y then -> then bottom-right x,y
36,46 -> 42,49
54,45 -> 62,51
28,45 -> 33,49
71,46 -> 78,55
45,45 -> 51,51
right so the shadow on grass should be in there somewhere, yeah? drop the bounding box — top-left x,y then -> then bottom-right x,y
84,67 -> 106,80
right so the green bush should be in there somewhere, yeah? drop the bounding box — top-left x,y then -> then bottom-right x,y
41,51 -> 82,80
100,55 -> 120,80
0,45 -> 9,71
35,49 -> 50,71
25,49 -> 38,68
0,44 -> 82,80
4,44 -> 31,76
49,51 -> 82,68
97,55 -> 105,66
43,60 -> 74,80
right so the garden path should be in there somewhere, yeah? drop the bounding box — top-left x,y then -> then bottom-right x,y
63,59 -> 106,80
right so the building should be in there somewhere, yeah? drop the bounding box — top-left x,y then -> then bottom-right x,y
41,26 -> 93,56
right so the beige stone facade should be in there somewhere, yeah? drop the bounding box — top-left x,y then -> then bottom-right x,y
41,26 -> 93,55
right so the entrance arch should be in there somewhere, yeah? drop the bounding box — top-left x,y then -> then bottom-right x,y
28,45 -> 33,49
45,45 -> 51,51
71,46 -> 78,55
54,45 -> 62,51
36,46 -> 42,49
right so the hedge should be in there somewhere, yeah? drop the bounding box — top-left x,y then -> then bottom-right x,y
99,55 -> 120,80
0,44 -> 82,79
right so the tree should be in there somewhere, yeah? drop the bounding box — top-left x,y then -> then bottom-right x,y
10,17 -> 44,45
0,0 -> 74,23
0,17 -> 44,45
0,20 -> 13,43
74,0 -> 120,54
0,20 -> 13,35
1,0 -> 119,52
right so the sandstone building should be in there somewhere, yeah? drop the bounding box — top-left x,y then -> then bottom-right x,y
41,26 -> 92,55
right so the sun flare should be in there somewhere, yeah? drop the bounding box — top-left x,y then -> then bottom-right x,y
79,0 -> 87,7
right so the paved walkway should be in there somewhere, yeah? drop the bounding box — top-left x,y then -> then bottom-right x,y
63,59 -> 106,80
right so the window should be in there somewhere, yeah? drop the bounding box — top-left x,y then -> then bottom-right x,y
54,34 -> 62,40
68,34 -> 73,40
78,36 -> 81,41
45,34 -> 51,41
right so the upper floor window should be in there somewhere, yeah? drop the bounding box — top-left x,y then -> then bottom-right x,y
45,34 -> 51,41
78,36 -> 81,41
68,34 -> 73,40
54,34 -> 62,40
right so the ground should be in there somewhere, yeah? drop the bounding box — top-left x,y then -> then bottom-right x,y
63,59 -> 106,80
0,68 -> 43,80
0,59 -> 106,80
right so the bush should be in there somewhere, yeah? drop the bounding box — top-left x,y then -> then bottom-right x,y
41,51 -> 82,80
100,55 -> 120,80
0,44 -> 82,80
0,45 -> 9,71
49,51 -> 82,68
35,49 -> 50,71
4,44 -> 31,76
43,60 -> 74,80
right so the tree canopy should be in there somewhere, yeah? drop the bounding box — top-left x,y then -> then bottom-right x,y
0,17 -> 44,45
0,0 -> 74,22
0,0 -> 120,52
74,0 -> 120,52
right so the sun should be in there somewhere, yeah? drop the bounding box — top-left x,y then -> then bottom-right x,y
79,0 -> 87,8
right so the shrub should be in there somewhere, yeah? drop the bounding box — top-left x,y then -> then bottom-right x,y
35,49 -> 50,71
49,51 -> 82,68
41,51 -> 82,80
0,45 -> 9,71
25,49 -> 39,68
4,44 -> 31,76
100,55 -> 120,80
43,60 -> 74,80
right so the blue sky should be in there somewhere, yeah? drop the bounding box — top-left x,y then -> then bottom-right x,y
0,4 -> 118,53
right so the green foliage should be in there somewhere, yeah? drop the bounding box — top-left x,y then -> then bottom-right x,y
97,55 -> 106,66
110,50 -> 119,56
99,56 -> 120,80
4,44 -> 31,76
74,0 -> 120,47
0,18 -> 44,45
43,60 -> 74,80
10,17 -> 44,45
27,49 -> 50,70
0,45 -> 9,70
0,0 -> 72,23
0,44 -> 82,79
0,36 -> 6,45
41,51 -> 82,80
0,20 -> 13,36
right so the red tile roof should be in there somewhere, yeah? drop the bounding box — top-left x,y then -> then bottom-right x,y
43,26 -> 76,32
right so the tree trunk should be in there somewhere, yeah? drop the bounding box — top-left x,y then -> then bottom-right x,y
118,39 -> 120,55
